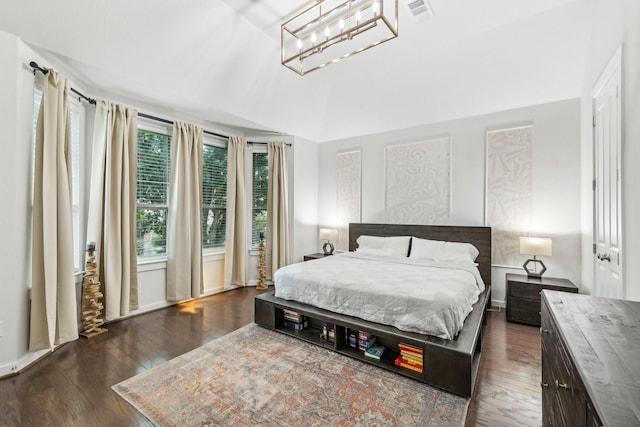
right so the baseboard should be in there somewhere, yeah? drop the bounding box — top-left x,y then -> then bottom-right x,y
246,280 -> 274,287
490,299 -> 506,310
0,347 -> 52,379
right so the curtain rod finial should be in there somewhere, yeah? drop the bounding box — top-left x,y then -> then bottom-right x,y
29,61 -> 49,75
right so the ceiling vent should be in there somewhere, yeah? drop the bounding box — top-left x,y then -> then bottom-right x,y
406,0 -> 435,19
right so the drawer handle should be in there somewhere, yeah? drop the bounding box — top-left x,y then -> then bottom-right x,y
555,379 -> 568,390
540,327 -> 549,334
540,381 -> 549,388
539,291 -> 542,296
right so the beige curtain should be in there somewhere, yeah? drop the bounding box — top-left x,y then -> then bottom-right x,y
166,122 -> 203,300
266,142 -> 290,279
29,70 -> 78,351
86,100 -> 138,321
224,136 -> 247,286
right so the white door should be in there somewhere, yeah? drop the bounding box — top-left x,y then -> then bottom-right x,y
593,46 -> 623,299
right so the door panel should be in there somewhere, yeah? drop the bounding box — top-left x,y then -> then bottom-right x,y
593,47 -> 623,299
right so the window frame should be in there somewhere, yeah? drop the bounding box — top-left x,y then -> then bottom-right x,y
248,145 -> 268,250
136,120 -> 172,261
201,135 -> 228,253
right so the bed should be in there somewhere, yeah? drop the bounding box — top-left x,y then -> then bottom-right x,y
255,223 -> 491,397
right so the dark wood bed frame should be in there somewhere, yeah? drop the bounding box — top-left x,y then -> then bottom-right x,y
255,223 -> 491,397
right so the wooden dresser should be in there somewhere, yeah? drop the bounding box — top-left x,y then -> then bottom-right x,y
541,291 -> 640,426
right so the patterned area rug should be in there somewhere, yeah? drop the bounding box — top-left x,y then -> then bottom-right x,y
113,323 -> 469,426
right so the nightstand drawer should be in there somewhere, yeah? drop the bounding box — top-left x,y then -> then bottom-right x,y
508,297 -> 541,326
509,282 -> 541,300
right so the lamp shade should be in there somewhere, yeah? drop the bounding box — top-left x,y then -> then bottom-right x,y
519,237 -> 552,257
319,228 -> 339,241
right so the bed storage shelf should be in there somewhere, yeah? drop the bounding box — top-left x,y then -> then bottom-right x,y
255,285 -> 490,397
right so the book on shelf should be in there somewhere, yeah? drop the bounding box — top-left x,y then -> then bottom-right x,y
283,310 -> 304,323
397,355 -> 423,368
358,330 -> 375,350
358,338 -> 375,350
283,319 -> 309,330
398,342 -> 423,355
394,355 -> 424,373
398,342 -> 423,364
345,329 -> 358,348
321,324 -> 335,343
364,343 -> 386,360
400,350 -> 423,365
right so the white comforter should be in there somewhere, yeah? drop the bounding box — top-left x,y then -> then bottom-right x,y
274,252 -> 485,340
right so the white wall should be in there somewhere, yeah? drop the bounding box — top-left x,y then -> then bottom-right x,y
579,0 -> 640,300
318,99 -> 582,307
292,137 -> 319,261
0,31 -> 50,374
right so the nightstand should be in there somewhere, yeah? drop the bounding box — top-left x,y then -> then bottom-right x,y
506,273 -> 578,326
303,253 -> 331,261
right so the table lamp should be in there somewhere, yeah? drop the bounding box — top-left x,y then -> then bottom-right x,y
519,237 -> 552,278
319,228 -> 339,255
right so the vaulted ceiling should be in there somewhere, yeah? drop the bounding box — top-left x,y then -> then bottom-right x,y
0,0 -> 593,142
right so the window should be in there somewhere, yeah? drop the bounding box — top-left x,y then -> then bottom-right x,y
202,143 -> 227,250
252,151 -> 268,247
136,129 -> 171,257
32,89 -> 84,271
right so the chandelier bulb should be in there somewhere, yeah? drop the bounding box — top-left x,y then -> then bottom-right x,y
297,39 -> 303,50
311,32 -> 317,43
339,18 -> 344,30
356,10 -> 362,22
325,26 -> 330,38
373,1 -> 380,14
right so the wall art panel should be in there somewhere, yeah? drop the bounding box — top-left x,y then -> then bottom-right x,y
384,137 -> 451,225
486,125 -> 533,266
336,150 -> 361,250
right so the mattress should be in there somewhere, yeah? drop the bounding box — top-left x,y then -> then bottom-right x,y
274,252 -> 486,340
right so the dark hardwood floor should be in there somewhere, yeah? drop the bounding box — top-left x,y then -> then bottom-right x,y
465,308 -> 542,426
0,288 -> 542,427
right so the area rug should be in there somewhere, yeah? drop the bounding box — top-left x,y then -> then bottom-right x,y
113,323 -> 469,426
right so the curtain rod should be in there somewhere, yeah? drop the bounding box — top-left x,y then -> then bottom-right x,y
30,61 -> 98,105
137,112 -> 291,146
29,61 -> 291,147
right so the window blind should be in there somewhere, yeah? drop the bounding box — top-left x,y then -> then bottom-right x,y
202,144 -> 227,249
252,152 -> 268,247
136,130 -> 170,256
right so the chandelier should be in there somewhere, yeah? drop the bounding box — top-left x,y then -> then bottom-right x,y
281,0 -> 399,75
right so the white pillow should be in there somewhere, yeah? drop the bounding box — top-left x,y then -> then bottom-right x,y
355,235 -> 411,257
410,237 -> 479,264
408,237 -> 444,261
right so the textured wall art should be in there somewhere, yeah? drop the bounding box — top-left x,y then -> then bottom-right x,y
336,150 -> 361,250
486,125 -> 533,266
384,138 -> 451,225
